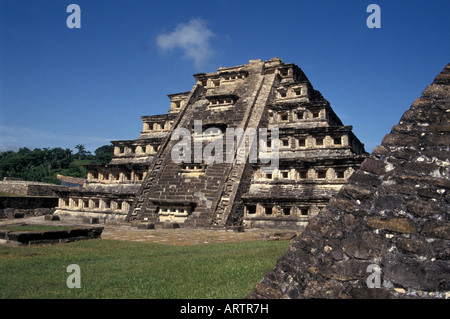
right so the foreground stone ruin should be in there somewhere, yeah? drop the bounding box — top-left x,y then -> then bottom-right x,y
0,178 -> 62,219
0,223 -> 103,246
249,64 -> 450,299
54,58 -> 366,230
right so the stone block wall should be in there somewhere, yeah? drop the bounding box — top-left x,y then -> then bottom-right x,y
0,196 -> 58,219
0,179 -> 67,197
0,225 -> 103,245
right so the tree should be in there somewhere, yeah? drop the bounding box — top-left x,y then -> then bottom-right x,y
75,144 -> 86,160
0,144 -> 115,184
94,145 -> 114,164
17,147 -> 31,155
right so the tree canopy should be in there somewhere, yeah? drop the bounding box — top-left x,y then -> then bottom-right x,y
0,145 -> 114,184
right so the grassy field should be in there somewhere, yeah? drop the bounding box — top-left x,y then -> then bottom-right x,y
0,238 -> 290,299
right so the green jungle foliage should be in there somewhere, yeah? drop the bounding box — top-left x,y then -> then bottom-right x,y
0,145 -> 114,184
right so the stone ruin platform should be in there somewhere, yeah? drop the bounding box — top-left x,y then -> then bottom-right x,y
0,221 -> 103,246
0,215 -> 104,246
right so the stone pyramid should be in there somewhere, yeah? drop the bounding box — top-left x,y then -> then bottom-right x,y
249,64 -> 450,299
54,58 -> 367,230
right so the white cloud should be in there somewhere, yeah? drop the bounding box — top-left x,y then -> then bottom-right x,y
156,18 -> 215,69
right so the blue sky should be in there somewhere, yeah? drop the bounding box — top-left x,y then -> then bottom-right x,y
0,0 -> 449,153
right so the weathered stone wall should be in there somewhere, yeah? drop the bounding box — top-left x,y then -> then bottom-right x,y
249,64 -> 450,299
0,196 -> 58,209
0,196 -> 58,219
0,179 -> 68,197
0,225 -> 103,245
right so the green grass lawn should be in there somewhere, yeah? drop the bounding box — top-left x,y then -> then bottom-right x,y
0,239 -> 290,299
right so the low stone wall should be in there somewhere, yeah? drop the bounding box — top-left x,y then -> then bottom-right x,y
54,209 -> 128,223
0,225 -> 104,245
0,196 -> 58,209
244,217 -> 308,230
0,196 -> 58,219
0,179 -> 68,197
